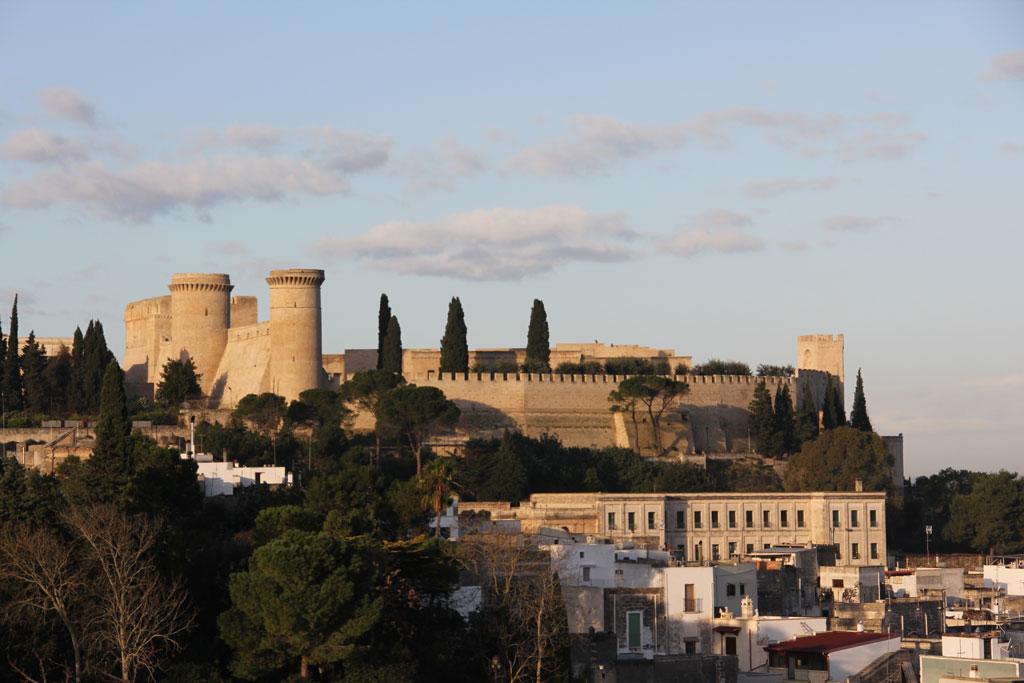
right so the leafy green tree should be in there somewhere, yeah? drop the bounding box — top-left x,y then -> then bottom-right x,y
612,376 -> 688,455
748,380 -> 776,454
382,314 -> 403,374
795,382 -> 819,446
80,362 -> 134,506
784,426 -> 893,493
708,460 -> 784,492
691,359 -> 752,376
22,331 -> 49,414
81,320 -> 115,414
821,376 -> 841,430
376,293 -> 391,370
376,385 -> 460,475
340,369 -> 405,463
945,471 -> 1024,554
604,356 -> 670,375
757,364 -> 795,377
68,326 -> 85,412
849,368 -> 872,432
219,530 -> 383,680
233,393 -> 286,440
43,344 -> 72,415
439,297 -> 468,373
773,384 -> 796,455
156,357 -> 202,406
3,294 -> 23,410
420,458 -> 457,537
525,299 -> 550,372
653,462 -> 710,492
0,456 -> 64,525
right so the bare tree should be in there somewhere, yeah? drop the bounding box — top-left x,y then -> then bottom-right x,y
455,531 -> 568,682
65,505 -> 194,683
0,524 -> 87,682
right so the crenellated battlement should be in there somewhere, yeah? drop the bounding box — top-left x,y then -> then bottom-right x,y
266,269 -> 325,287
168,273 -> 233,293
345,371 -> 797,386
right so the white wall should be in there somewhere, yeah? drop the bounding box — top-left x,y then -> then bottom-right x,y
195,461 -> 290,497
941,635 -> 985,659
984,564 -> 1024,596
828,637 -> 900,681
714,563 -> 758,616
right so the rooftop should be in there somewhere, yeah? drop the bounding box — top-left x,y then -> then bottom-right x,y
767,631 -> 898,655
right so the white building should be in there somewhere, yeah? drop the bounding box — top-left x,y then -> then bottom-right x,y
984,556 -> 1024,597
819,565 -> 885,604
888,567 -> 966,604
190,458 -> 290,496
711,595 -> 828,673
765,631 -> 900,682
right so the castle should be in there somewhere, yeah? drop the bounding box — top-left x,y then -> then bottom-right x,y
124,269 -> 846,454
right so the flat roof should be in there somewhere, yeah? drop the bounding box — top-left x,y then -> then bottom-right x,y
767,631 -> 898,655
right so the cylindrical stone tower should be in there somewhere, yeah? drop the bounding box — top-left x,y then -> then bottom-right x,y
267,268 -> 325,402
168,273 -> 233,395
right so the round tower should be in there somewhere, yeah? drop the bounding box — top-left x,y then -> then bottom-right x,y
266,268 -> 325,402
168,273 -> 233,395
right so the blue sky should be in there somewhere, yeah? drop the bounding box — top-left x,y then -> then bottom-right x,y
1,2 -> 1022,476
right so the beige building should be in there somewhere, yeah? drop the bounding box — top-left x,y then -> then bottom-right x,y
124,269 -> 325,405
461,490 -> 887,567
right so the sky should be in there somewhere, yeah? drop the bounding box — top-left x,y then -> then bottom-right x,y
0,2 -> 1021,477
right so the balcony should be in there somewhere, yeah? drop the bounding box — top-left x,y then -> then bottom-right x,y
682,598 -> 702,613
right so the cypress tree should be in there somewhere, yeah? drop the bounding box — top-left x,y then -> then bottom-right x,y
832,376 -> 846,428
82,320 -> 114,413
748,380 -> 775,454
822,376 -> 839,430
382,315 -> 403,374
21,332 -> 48,414
773,384 -> 796,455
3,295 -> 22,410
795,381 -> 820,445
68,326 -> 85,412
0,315 -> 6,408
376,294 -> 391,370
525,299 -> 551,372
43,345 -> 72,415
849,368 -> 873,432
439,297 -> 468,373
87,361 -> 133,504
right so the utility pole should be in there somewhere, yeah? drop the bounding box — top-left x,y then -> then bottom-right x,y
925,525 -> 933,567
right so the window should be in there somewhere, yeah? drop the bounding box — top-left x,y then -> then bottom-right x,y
851,543 -> 860,560
797,509 -> 805,528
711,511 -> 720,529
725,636 -> 737,656
745,543 -> 754,554
712,544 -> 720,561
832,510 -> 841,528
579,551 -> 585,559
684,639 -> 697,655
780,510 -> 789,528
608,512 -> 616,529
763,510 -> 771,528
850,510 -> 859,528
694,544 -> 702,563
728,541 -> 737,557
694,511 -> 703,529
684,583 -> 697,612
627,611 -> 642,649
746,510 -> 754,528
728,510 -> 736,528
628,512 -> 636,531
869,509 -> 878,527
726,583 -> 736,597
648,511 -> 656,530
832,578 -> 844,588
739,583 -> 746,596
582,566 -> 591,582
764,543 -> 771,549
676,510 -> 686,529
870,543 -> 878,560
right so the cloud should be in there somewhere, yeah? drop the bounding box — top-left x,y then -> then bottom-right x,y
192,124 -> 284,150
1001,142 -> 1024,155
663,228 -> 764,257
821,215 -> 886,233
983,50 -> 1024,81
507,116 -> 687,175
1,156 -> 351,222
306,125 -> 391,172
212,241 -> 250,256
404,137 -> 488,192
744,177 -> 842,198
313,205 -> 639,280
688,209 -> 753,229
841,131 -> 926,161
0,128 -> 90,163
40,87 -> 97,126
781,241 -> 810,252
684,107 -> 843,146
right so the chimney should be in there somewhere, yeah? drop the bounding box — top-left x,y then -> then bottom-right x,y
969,664 -> 979,679
854,479 -> 864,492
856,621 -> 865,632
740,594 -> 754,618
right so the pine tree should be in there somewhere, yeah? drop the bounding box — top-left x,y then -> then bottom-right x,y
68,326 -> 85,412
21,332 -> 48,414
84,361 -> 133,505
822,376 -> 839,430
525,299 -> 551,372
773,384 -> 797,455
376,294 -> 391,370
748,380 -> 776,454
849,368 -> 872,432
382,315 -> 403,374
439,297 -> 468,373
3,295 -> 22,410
795,382 -> 819,445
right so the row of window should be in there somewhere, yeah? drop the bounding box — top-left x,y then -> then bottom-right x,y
606,508 -> 880,532
681,540 -> 879,562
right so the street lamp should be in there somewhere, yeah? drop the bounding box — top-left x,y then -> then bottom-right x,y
925,525 -> 933,566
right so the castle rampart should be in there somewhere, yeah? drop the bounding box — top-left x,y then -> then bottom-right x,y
266,269 -> 325,402
169,273 -> 232,395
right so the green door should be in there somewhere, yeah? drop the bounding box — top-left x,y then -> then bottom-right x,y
627,611 -> 642,649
